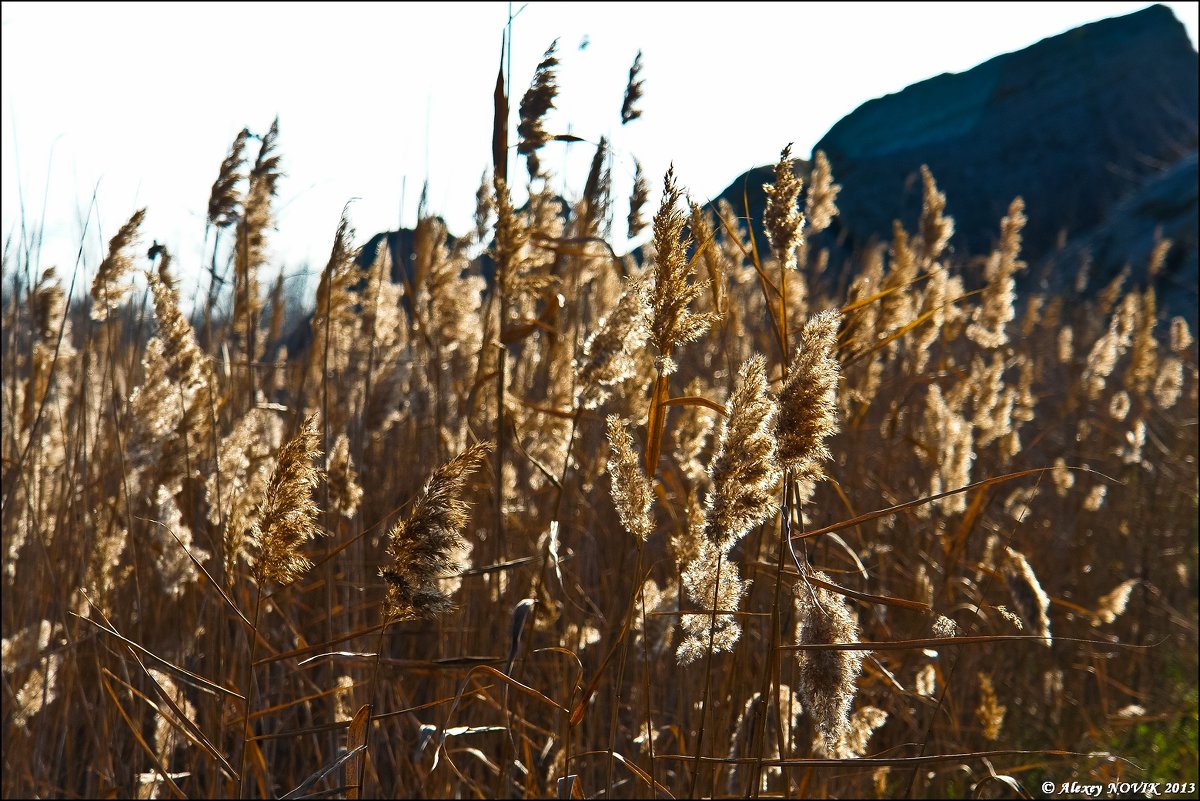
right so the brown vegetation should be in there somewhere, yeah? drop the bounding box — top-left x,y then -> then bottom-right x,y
2,39 -> 1197,800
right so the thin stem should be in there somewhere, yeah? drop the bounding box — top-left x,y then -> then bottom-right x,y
688,546 -> 726,799
605,545 -> 645,796
238,586 -> 264,799
358,613 -> 392,799
749,471 -> 793,797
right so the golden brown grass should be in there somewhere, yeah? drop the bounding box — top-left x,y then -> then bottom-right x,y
2,32 -> 1197,801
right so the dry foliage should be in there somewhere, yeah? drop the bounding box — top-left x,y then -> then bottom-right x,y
2,35 -> 1197,801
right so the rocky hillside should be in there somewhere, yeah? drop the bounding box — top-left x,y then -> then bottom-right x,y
718,3 -> 1198,321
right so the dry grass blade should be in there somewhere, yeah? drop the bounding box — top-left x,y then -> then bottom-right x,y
101,668 -> 237,780
73,611 -> 245,700
100,672 -> 188,800
661,395 -> 728,416
493,35 -> 509,182
770,569 -> 930,612
643,373 -> 670,477
570,570 -> 648,727
793,468 -> 1061,542
433,664 -> 569,772
279,745 -> 366,800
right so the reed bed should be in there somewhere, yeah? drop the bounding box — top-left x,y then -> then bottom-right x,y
2,39 -> 1197,800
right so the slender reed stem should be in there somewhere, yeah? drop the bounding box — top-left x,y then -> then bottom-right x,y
688,547 -> 726,799
238,587 -> 264,799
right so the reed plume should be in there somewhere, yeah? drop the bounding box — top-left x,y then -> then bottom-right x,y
795,570 -> 865,757
627,159 -> 649,238
841,706 -> 888,758
1154,356 -> 1184,409
150,486 -> 208,599
763,144 -> 805,273
1000,546 -> 1052,646
306,208 -> 363,391
326,433 -> 362,519
677,539 -> 749,664
89,208 -> 146,321
678,356 -> 780,663
967,197 -> 1026,349
976,673 -> 1006,741
577,278 -> 650,409
918,165 -> 954,264
689,203 -> 726,317
381,441 -> 492,621
1124,287 -> 1158,396
580,137 -> 612,237
1093,578 -> 1138,626
704,355 -> 780,547
214,409 -> 281,584
805,151 -> 841,236
1169,316 -> 1194,353
880,222 -> 917,335
606,415 -> 654,542
620,50 -> 644,124
207,127 -> 250,229
492,177 -> 553,309
777,310 -> 842,481
250,413 -> 324,587
648,167 -> 716,375
517,40 -> 559,179
233,117 -> 282,365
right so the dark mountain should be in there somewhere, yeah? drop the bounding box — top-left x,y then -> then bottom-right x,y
715,4 -> 1198,321
1038,151 -> 1198,323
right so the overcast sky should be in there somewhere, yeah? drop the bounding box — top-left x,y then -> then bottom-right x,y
3,2 -> 1197,303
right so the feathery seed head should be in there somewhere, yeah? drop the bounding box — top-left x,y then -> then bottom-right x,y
606,416 -> 654,542
620,50 -> 644,125
578,279 -> 651,408
705,355 -> 781,548
918,165 -> 954,263
90,208 -> 147,321
326,433 -> 363,519
517,40 -> 560,178
208,127 -> 250,228
1169,316 -> 1193,354
976,673 -> 1006,741
381,441 -> 493,621
966,197 -> 1026,349
648,166 -> 716,373
777,310 -> 842,480
677,539 -> 750,664
627,159 -> 650,238
1000,546 -> 1051,645
251,414 -> 324,587
763,144 -> 805,273
805,151 -> 841,236
794,570 -> 865,758
1093,578 -> 1138,625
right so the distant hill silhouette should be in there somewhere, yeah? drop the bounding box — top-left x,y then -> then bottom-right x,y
715,3 -> 1198,323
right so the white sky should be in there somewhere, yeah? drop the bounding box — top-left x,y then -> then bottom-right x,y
3,1 -> 1198,303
